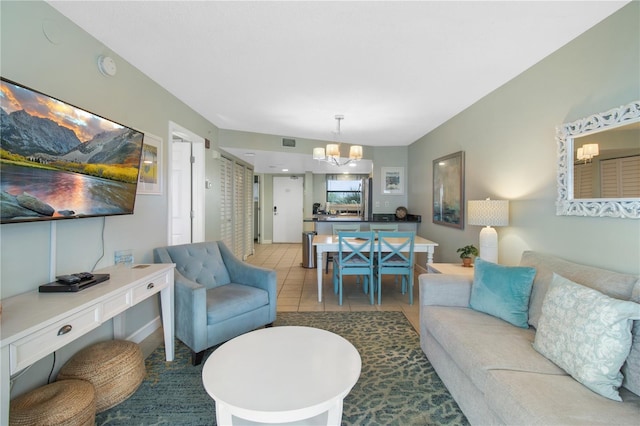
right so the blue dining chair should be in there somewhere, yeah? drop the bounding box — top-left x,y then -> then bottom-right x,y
325,224 -> 361,274
375,231 -> 415,305
332,231 -> 375,305
370,224 -> 400,283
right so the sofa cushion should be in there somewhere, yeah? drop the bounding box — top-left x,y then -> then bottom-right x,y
485,369 -> 640,426
423,306 -> 566,393
533,274 -> 640,401
469,257 -> 536,328
206,284 -> 269,324
622,282 -> 640,396
520,251 -> 639,329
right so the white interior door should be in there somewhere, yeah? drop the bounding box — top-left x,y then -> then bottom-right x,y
273,176 -> 303,243
171,141 -> 192,245
168,122 -> 205,246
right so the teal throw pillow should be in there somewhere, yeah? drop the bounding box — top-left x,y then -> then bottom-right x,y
533,274 -> 640,401
469,257 -> 536,328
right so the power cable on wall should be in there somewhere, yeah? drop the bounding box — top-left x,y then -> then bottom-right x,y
90,217 -> 106,272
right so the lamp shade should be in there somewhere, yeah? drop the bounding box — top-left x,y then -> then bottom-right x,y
349,145 -> 363,160
582,143 -> 599,157
468,199 -> 509,227
313,147 -> 325,160
326,144 -> 340,159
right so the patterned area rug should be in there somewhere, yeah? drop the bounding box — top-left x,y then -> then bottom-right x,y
96,311 -> 468,425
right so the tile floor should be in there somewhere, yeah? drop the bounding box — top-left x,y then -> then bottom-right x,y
246,243 -> 421,333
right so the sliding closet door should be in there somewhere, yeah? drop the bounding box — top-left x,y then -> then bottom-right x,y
220,156 -> 233,250
220,155 -> 254,259
244,166 -> 254,258
233,163 -> 245,259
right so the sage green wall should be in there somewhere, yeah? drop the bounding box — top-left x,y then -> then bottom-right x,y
1,1 -> 223,299
1,1 -> 223,396
372,147 -> 409,213
408,2 -> 640,274
218,128 -> 373,163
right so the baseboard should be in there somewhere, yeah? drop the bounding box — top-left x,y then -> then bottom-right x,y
127,316 -> 162,343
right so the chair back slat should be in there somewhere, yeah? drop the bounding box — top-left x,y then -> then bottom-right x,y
338,231 -> 375,266
377,231 -> 415,267
369,224 -> 399,233
332,224 -> 361,235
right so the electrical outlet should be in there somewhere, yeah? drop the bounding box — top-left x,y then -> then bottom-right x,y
375,201 -> 380,207
384,201 -> 390,207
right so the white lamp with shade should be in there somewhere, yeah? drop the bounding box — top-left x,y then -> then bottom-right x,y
467,198 -> 509,264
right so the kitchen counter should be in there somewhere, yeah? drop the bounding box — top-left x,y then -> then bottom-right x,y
305,214 -> 421,223
306,214 -> 421,234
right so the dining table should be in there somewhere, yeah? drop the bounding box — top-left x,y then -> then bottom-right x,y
311,234 -> 439,302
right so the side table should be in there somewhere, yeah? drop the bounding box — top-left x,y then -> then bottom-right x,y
202,326 -> 361,425
427,262 -> 475,277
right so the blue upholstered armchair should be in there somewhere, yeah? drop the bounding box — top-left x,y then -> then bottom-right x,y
154,241 -> 277,365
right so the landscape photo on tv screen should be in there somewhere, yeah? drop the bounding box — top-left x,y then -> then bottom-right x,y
0,78 -> 145,224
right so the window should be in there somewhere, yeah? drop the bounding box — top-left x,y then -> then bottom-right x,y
326,174 -> 367,212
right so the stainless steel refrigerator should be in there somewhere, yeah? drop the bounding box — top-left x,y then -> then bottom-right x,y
361,177 -> 373,220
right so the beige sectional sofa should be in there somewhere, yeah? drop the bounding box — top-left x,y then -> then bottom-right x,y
419,251 -> 640,425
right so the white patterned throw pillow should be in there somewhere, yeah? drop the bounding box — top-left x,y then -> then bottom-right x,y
533,273 -> 640,401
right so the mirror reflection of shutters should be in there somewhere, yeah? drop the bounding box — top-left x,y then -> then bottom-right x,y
601,156 -> 640,198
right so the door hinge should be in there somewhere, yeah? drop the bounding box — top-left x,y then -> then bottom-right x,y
190,155 -> 195,164
190,210 -> 195,219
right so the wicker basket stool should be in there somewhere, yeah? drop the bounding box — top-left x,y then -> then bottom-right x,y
10,379 -> 95,426
57,340 -> 145,413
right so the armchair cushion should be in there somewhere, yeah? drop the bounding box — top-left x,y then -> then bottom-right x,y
206,284 -> 269,324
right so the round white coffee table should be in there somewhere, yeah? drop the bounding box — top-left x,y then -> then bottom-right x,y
202,326 -> 361,425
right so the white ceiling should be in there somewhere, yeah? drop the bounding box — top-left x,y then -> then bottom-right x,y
47,0 -> 629,173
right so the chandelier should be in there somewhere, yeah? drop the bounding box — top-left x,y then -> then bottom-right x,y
313,115 -> 363,166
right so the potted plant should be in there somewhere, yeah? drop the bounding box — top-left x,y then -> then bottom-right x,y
456,244 -> 479,267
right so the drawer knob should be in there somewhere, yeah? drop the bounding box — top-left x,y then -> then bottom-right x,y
147,283 -> 155,290
58,325 -> 73,336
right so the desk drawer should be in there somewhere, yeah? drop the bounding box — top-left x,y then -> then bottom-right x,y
103,291 -> 132,318
131,272 -> 168,305
10,306 -> 101,374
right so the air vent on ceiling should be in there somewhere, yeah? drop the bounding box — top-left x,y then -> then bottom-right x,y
282,138 -> 296,147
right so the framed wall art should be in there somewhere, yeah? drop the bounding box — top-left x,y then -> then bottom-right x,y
381,167 -> 404,195
137,133 -> 163,195
433,151 -> 465,229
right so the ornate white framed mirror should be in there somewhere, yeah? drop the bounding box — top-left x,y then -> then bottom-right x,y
556,100 -> 640,218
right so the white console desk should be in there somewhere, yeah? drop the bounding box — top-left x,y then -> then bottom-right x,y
0,263 -> 175,424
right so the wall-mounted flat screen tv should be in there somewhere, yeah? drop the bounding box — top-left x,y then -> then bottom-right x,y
1,78 -> 145,224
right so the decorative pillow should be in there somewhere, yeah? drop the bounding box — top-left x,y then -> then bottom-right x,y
469,257 -> 537,328
621,283 -> 640,396
533,274 -> 640,401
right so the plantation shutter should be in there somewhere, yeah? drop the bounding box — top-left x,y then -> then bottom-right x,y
244,166 -> 254,258
600,155 -> 640,198
573,163 -> 593,198
220,156 -> 233,250
233,164 -> 245,258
